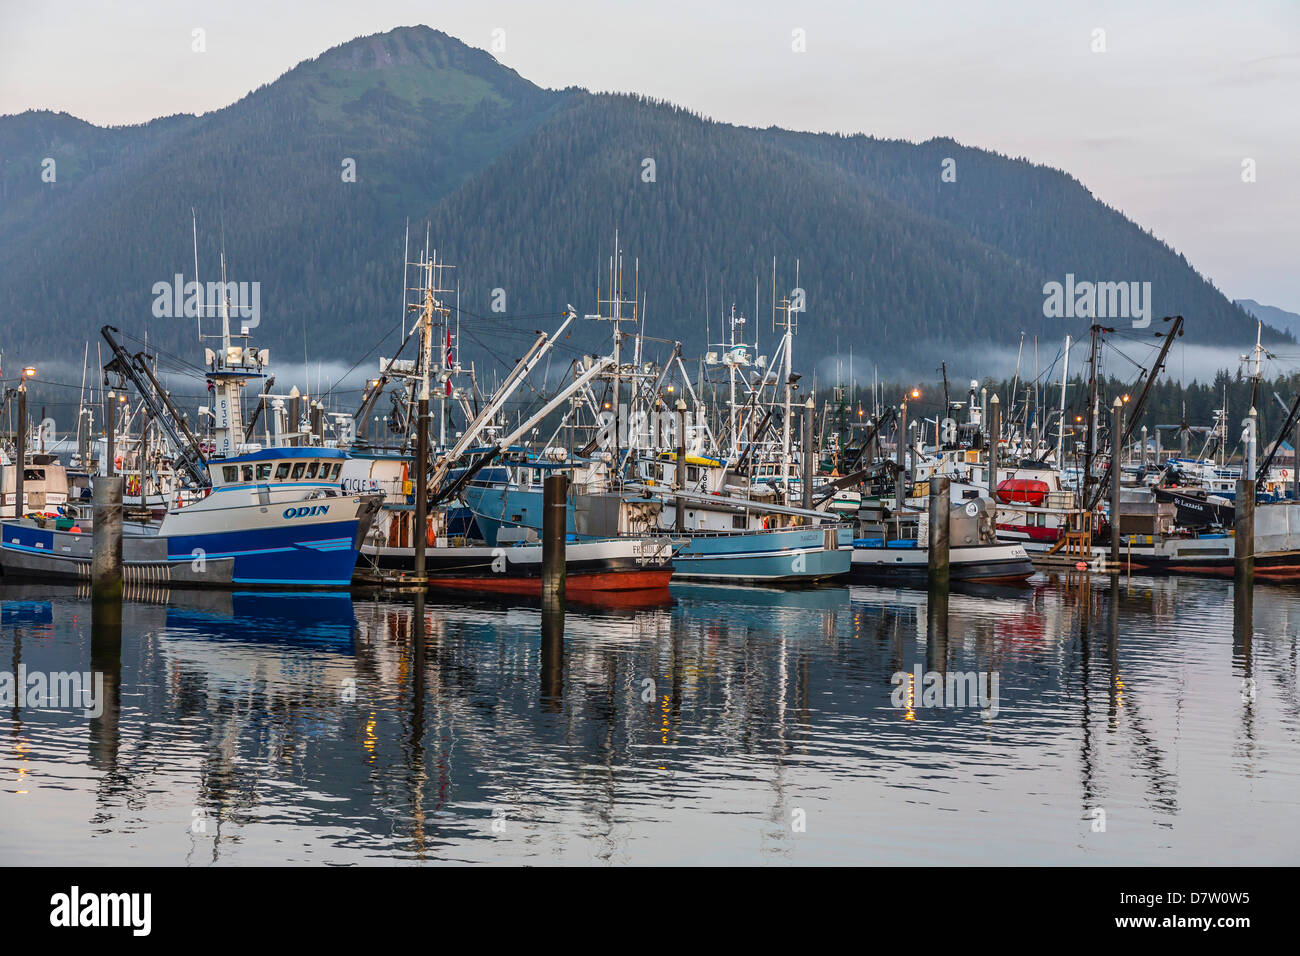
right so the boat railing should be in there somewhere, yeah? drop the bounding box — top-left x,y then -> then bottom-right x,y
996,490 -> 1077,512
677,520 -> 854,540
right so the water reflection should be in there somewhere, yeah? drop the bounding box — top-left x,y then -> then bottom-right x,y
0,573 -> 1297,865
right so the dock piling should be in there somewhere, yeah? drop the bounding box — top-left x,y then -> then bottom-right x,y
1235,478 -> 1255,586
91,476 -> 124,603
543,472 -> 568,606
928,475 -> 950,590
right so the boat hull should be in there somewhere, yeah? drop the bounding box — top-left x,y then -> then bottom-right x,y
0,494 -> 380,589
355,537 -> 675,595
850,541 -> 1034,585
671,526 -> 851,584
462,483 -> 851,585
1154,488 -> 1235,529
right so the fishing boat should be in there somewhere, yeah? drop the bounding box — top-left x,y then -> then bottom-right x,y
0,445 -> 382,587
460,455 -> 852,585
848,496 -> 1034,585
0,453 -> 70,517
337,247 -> 677,597
446,241 -> 850,586
1,267 -> 384,588
345,450 -> 675,595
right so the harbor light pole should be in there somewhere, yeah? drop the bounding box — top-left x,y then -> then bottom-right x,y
15,366 -> 34,518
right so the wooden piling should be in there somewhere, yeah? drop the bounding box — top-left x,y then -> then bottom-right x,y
1235,478 -> 1255,586
91,476 -> 124,603
543,473 -> 568,605
928,475 -> 950,590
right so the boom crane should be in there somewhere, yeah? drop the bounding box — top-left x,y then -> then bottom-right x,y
101,325 -> 209,487
1085,315 -> 1184,511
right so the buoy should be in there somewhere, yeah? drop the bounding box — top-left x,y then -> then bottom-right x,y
1074,561 -> 1087,570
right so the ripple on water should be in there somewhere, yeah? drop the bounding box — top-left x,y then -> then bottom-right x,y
0,576 -> 1297,864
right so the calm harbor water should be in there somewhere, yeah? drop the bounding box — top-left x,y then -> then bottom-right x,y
1,574 -> 1297,866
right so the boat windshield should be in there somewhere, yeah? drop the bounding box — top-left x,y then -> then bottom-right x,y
217,459 -> 344,484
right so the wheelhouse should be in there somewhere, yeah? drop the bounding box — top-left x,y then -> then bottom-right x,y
208,447 -> 348,489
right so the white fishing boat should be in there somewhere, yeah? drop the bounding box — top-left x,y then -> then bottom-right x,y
1,273 -> 382,588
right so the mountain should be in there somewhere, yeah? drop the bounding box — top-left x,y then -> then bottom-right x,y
1236,299 -> 1300,338
0,24 -> 1281,384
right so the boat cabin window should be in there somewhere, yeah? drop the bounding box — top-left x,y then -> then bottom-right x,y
687,466 -> 700,483
273,462 -> 290,480
241,465 -> 254,482
331,463 -> 342,479
305,462 -> 319,479
257,463 -> 275,480
731,515 -> 747,529
23,469 -> 45,481
291,463 -> 306,479
222,466 -> 238,483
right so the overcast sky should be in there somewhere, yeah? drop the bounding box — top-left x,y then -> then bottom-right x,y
3,0 -> 1297,313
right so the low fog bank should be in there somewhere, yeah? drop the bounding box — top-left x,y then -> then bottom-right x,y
24,338 -> 1291,434
812,341 -> 1286,391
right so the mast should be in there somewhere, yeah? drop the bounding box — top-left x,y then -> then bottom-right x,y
939,360 -> 950,447
1056,334 -> 1070,466
586,232 -> 636,482
776,290 -> 796,503
1084,323 -> 1102,504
